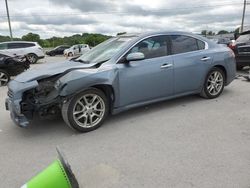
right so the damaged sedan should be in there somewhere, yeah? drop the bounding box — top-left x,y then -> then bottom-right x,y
0,53 -> 30,86
5,31 -> 236,132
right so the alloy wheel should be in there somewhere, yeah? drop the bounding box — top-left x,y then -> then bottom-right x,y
27,54 -> 37,63
72,94 -> 105,128
0,71 -> 9,86
206,71 -> 224,96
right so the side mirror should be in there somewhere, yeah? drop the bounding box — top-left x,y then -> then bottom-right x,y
126,52 -> 145,62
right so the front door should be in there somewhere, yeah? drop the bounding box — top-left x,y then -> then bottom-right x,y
117,35 -> 174,107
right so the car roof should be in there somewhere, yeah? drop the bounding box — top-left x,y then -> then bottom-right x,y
118,31 -> 210,44
58,45 -> 70,47
119,31 -> 207,38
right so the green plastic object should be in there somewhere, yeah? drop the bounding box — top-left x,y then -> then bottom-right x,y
25,160 -> 72,188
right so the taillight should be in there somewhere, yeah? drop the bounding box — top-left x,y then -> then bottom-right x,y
229,43 -> 236,50
229,49 -> 235,58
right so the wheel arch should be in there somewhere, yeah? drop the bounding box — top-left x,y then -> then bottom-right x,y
91,84 -> 115,113
27,52 -> 38,57
213,65 -> 227,82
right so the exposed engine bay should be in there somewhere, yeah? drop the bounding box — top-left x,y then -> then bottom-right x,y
21,75 -> 63,120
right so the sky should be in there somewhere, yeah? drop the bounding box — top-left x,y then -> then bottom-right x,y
0,0 -> 249,39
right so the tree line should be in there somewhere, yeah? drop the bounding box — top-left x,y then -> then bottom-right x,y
0,28 -> 242,47
201,28 -> 240,36
0,33 -> 111,48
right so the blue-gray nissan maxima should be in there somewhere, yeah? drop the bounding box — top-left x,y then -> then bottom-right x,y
5,31 -> 236,132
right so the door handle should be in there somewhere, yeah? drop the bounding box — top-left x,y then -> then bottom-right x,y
161,63 -> 173,69
201,57 -> 211,61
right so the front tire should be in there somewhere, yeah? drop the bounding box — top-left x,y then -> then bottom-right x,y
62,88 -> 109,132
200,67 -> 225,99
68,52 -> 73,57
27,53 -> 38,64
0,69 -> 10,86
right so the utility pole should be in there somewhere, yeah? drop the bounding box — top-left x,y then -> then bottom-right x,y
5,0 -> 13,40
241,0 -> 247,33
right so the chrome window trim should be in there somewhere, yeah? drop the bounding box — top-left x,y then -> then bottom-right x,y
116,34 -> 209,63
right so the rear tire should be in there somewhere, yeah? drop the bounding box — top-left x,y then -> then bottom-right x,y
0,69 -> 10,86
200,67 -> 225,99
62,88 -> 109,132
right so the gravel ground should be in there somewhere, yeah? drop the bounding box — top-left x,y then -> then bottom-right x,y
0,56 -> 250,188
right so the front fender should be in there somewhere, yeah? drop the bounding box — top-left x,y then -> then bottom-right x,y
58,68 -> 118,97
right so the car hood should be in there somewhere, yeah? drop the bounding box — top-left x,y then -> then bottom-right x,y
15,60 -> 98,83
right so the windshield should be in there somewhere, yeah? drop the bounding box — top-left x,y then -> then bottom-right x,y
236,34 -> 250,43
75,36 -> 135,64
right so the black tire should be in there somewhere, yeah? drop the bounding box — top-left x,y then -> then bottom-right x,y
68,52 -> 73,57
27,53 -> 38,64
62,88 -> 109,132
236,65 -> 244,70
0,69 -> 10,86
200,67 -> 225,99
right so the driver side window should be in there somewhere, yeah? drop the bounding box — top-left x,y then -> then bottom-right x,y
129,36 -> 168,59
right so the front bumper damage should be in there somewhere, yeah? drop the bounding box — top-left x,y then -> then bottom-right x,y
5,80 -> 38,127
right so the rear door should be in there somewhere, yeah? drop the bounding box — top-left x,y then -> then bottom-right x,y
7,43 -> 26,56
117,35 -> 174,107
169,35 -> 212,94
74,45 -> 80,55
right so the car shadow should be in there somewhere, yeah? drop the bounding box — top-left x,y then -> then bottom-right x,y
15,115 -> 73,139
17,88 -> 233,137
103,88 -> 234,130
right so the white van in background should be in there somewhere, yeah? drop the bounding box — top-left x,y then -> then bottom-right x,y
0,41 -> 45,63
64,44 -> 90,57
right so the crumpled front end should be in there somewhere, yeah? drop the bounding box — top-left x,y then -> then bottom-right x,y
5,80 -> 38,127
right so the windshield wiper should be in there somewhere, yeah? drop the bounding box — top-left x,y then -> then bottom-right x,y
96,59 -> 110,64
71,58 -> 89,64
93,59 -> 110,68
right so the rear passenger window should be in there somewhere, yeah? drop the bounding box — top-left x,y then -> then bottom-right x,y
7,43 -> 35,49
170,35 -> 205,55
24,43 -> 35,47
20,43 -> 35,48
197,40 -> 205,50
8,43 -> 22,49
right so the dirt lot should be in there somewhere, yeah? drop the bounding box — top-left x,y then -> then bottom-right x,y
0,56 -> 250,187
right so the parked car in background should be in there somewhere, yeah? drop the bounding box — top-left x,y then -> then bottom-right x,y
5,31 -> 236,132
210,38 -> 232,46
46,45 -> 70,56
64,44 -> 90,57
229,30 -> 250,70
0,53 -> 30,86
0,41 -> 45,64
